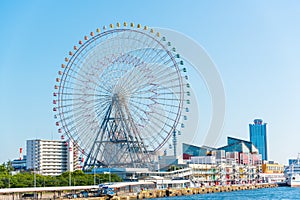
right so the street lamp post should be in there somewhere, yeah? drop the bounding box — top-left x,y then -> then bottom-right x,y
94,165 -> 96,185
33,165 -> 37,200
109,168 -> 111,183
69,171 -> 71,186
34,168 -> 36,188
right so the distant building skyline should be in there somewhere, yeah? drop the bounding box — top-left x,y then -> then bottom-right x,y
249,119 -> 268,161
182,136 -> 262,164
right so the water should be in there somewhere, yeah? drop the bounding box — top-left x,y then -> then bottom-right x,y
153,187 -> 300,200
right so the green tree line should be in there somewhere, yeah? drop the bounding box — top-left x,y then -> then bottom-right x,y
0,162 -> 122,188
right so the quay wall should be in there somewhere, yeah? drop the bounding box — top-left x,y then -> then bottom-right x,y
0,183 -> 278,200
112,183 -> 278,200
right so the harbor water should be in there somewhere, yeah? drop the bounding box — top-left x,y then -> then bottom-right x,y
153,187 -> 300,200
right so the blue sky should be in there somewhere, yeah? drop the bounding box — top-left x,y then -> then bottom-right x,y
0,1 -> 300,164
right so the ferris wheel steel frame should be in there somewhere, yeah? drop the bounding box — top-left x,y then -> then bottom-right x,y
53,23 -> 190,170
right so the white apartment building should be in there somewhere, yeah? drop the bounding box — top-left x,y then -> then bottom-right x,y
26,139 -> 80,176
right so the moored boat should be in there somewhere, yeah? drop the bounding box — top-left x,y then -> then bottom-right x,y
285,153 -> 300,187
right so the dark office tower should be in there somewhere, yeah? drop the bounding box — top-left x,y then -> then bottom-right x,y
249,119 -> 268,161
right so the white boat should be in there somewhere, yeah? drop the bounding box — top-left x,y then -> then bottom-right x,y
285,153 -> 300,187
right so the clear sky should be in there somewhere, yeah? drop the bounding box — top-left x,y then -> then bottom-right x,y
0,1 -> 300,164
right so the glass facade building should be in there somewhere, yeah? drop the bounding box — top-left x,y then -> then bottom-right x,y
226,137 -> 258,153
249,119 -> 268,161
182,143 -> 215,159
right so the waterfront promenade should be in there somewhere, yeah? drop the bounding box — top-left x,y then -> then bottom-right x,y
0,183 -> 277,200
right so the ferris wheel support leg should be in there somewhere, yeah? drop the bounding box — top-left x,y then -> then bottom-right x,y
83,104 -> 112,170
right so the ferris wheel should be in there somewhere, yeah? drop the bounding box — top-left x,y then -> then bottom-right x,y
53,22 -> 190,169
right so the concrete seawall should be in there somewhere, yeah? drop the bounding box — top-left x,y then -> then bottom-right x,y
0,183 -> 276,199
104,183 -> 277,200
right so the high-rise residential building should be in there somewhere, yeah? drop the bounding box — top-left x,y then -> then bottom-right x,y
26,139 -> 80,176
249,119 -> 268,161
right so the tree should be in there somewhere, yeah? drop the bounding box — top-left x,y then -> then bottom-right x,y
0,164 -> 123,188
5,161 -> 13,172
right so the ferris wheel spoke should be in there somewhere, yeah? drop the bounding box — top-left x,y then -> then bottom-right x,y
128,102 -> 149,119
67,59 -> 115,94
58,95 -> 110,107
144,117 -> 172,146
73,106 -> 109,127
61,68 -> 98,90
72,72 -> 113,95
130,103 -> 179,121
68,118 -> 98,141
94,98 -> 112,110
59,82 -> 97,96
132,34 -> 168,62
115,43 -> 168,89
94,95 -> 112,108
59,92 -> 110,97
131,75 -> 182,93
94,103 -> 112,119
72,114 -> 97,130
121,60 -> 167,91
128,80 -> 181,98
131,91 -> 182,99
74,122 -> 97,141
145,110 -> 177,131
76,128 -> 94,144
117,52 -> 178,95
130,95 -> 179,102
140,47 -> 171,66
60,105 -> 103,130
94,102 -> 112,114
131,99 -> 178,111
147,67 -> 179,83
128,97 -> 180,111
132,82 -> 183,93
143,126 -> 164,148
58,97 -> 99,110
59,105 -> 92,120
157,78 -> 186,89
